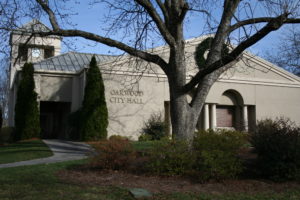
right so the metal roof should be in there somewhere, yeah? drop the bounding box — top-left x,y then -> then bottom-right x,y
33,52 -> 117,73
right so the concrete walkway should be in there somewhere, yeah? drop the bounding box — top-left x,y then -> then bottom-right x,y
0,139 -> 94,169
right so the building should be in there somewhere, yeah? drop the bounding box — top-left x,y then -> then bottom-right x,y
8,20 -> 300,140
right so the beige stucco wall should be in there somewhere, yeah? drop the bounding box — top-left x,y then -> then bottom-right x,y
39,76 -> 73,102
206,81 -> 256,105
103,73 -> 169,140
255,85 -> 300,123
29,70 -> 169,140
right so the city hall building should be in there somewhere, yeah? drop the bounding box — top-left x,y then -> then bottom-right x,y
8,20 -> 300,140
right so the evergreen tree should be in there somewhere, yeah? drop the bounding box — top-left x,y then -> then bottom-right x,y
14,63 -> 40,141
80,56 -> 108,141
0,106 -> 2,130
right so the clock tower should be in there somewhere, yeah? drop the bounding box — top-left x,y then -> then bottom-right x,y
9,19 -> 62,86
8,19 -> 62,126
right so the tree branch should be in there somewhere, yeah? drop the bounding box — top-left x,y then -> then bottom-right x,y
179,1 -> 189,22
155,0 -> 169,22
35,0 -> 59,31
59,29 -> 169,73
134,0 -> 175,47
183,13 -> 290,93
229,17 -> 300,33
205,0 -> 240,65
34,0 -> 169,73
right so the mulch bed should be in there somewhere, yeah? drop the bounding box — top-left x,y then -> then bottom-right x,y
56,147 -> 300,194
57,169 -> 300,194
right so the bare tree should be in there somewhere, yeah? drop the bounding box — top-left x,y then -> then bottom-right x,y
266,27 -> 300,76
1,0 -> 300,140
0,56 -> 8,127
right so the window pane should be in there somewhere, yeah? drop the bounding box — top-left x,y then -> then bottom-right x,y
18,45 -> 28,61
44,47 -> 54,59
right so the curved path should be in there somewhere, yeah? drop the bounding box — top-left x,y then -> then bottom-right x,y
0,139 -> 94,169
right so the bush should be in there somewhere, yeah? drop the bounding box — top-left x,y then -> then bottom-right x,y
193,129 -> 246,181
138,134 -> 152,141
0,127 -> 14,144
0,106 -> 2,131
250,118 -> 300,181
147,139 -> 194,176
14,63 -> 40,141
144,130 -> 246,180
80,56 -> 108,141
67,110 -> 82,140
109,135 -> 129,141
91,137 -> 136,170
139,112 -> 166,141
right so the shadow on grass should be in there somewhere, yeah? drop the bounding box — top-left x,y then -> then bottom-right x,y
0,140 -> 53,164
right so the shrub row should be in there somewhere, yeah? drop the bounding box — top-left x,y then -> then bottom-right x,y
91,117 -> 300,182
92,130 -> 247,182
146,130 -> 246,181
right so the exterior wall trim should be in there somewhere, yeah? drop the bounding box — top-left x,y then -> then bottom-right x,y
218,78 -> 300,88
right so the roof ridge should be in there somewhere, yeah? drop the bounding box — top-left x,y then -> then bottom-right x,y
33,52 -> 71,65
68,51 -> 118,57
15,19 -> 50,32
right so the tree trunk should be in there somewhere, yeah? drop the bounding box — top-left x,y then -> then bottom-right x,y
168,58 -> 232,140
167,44 -> 200,141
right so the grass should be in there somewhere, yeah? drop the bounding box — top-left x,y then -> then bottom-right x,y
0,140 -> 53,164
1,140 -> 298,200
154,192 -> 300,200
0,159 -> 299,200
0,160 -> 135,200
131,140 -> 160,152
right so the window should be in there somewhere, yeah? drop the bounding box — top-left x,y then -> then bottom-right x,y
18,45 -> 28,61
44,46 -> 54,59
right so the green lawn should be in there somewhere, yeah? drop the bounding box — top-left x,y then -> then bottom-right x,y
0,160 -> 134,200
0,140 -> 53,164
131,140 -> 160,152
0,159 -> 299,200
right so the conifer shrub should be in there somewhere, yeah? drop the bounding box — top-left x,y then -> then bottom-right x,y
0,106 -> 3,131
139,112 -> 166,141
67,110 -> 82,140
80,56 -> 108,141
250,118 -> 300,181
14,63 -> 40,141
91,137 -> 136,170
193,129 -> 246,181
0,127 -> 14,144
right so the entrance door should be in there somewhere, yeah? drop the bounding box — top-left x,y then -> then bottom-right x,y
216,106 -> 235,128
40,101 -> 71,139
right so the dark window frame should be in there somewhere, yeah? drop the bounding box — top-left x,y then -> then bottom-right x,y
18,44 -> 55,61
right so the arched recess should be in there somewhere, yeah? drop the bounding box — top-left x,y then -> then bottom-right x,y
197,88 -> 256,132
217,90 -> 244,130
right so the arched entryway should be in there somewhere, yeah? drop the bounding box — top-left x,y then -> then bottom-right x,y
197,89 -> 255,132
216,90 -> 244,130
